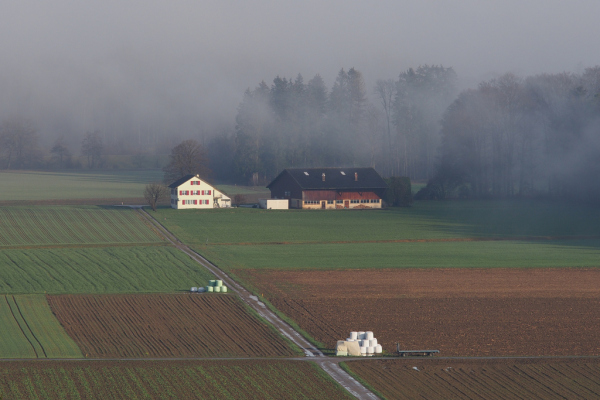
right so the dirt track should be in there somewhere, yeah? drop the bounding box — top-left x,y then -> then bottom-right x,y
237,268 -> 600,357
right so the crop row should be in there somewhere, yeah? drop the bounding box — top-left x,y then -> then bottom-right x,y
0,246 -> 214,294
0,206 -> 164,247
0,360 -> 354,399
0,295 -> 81,358
344,359 -> 600,400
48,294 -> 298,358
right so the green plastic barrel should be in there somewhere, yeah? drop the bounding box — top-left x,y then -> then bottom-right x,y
209,280 -> 215,287
216,280 -> 223,287
214,286 -> 221,293
207,286 -> 213,292
221,286 -> 228,293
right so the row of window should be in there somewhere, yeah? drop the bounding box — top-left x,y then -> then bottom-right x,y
172,199 -> 211,205
178,190 -> 212,196
304,199 -> 380,205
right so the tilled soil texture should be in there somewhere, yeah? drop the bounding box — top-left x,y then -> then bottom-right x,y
344,358 -> 600,400
237,268 -> 600,356
48,294 -> 298,358
0,359 -> 354,400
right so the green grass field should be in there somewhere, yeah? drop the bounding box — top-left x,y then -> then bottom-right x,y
0,170 -> 164,201
0,295 -> 82,358
154,200 -> 600,245
198,239 -> 600,271
0,246 -> 215,294
152,200 -> 600,271
0,206 -> 164,247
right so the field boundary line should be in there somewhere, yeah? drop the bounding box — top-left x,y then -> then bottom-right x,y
138,208 -> 378,400
206,235 -> 600,246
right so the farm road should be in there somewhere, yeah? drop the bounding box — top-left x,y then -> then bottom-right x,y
139,209 -> 378,400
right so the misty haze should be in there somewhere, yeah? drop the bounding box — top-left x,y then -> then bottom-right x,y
1,1 -> 599,199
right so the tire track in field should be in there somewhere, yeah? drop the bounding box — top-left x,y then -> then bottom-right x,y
3,295 -> 45,358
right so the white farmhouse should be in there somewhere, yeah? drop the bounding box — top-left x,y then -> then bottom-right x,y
168,174 -> 231,209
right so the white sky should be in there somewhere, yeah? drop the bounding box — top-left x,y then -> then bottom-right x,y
1,1 -> 599,139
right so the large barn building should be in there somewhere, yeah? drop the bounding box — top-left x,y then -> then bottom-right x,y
266,168 -> 388,209
168,174 -> 231,209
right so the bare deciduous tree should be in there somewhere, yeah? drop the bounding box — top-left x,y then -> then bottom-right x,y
163,139 -> 211,183
81,131 -> 103,168
144,182 -> 170,211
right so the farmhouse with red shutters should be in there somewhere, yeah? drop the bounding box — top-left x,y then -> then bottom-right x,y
169,174 -> 231,209
266,168 -> 388,209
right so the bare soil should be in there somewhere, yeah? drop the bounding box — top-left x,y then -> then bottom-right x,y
237,268 -> 600,356
48,294 -> 297,358
344,358 -> 600,400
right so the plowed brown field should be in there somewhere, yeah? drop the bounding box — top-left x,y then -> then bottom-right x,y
344,358 -> 600,400
48,294 -> 298,358
237,268 -> 600,356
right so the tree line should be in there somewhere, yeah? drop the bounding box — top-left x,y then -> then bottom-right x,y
205,65 -> 457,184
420,68 -> 600,201
2,64 -> 600,202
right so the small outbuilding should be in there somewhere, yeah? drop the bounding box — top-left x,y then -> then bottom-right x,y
259,198 -> 289,210
266,167 -> 387,209
168,174 -> 231,209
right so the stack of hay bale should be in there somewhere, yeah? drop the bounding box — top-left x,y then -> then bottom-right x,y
336,331 -> 383,356
190,280 -> 228,293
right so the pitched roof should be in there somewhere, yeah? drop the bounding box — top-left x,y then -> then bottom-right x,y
267,168 -> 388,190
168,174 -> 196,188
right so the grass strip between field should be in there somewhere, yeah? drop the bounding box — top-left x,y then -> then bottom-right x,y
0,295 -> 82,359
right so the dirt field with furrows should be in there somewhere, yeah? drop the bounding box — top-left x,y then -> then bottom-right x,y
48,294 -> 298,358
344,358 -> 600,400
0,359 -> 353,400
237,268 -> 600,356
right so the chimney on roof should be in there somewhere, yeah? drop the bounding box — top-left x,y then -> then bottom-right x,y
322,173 -> 326,181
355,172 -> 358,181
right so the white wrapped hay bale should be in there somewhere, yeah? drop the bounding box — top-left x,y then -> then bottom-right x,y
367,347 -> 374,354
360,346 -> 367,354
198,287 -> 206,293
350,331 -> 358,340
366,331 -> 374,340
369,339 -> 378,347
375,345 -> 383,354
358,331 -> 365,340
190,287 -> 198,292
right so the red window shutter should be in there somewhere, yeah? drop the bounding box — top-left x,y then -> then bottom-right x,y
208,190 -> 211,195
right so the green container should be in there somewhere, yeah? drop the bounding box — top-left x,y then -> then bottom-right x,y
207,286 -> 213,292
216,280 -> 223,287
221,286 -> 228,293
209,280 -> 216,287
214,286 -> 221,293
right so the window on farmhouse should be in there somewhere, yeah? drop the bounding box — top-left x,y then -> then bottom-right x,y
327,200 -> 333,204
336,200 -> 343,204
